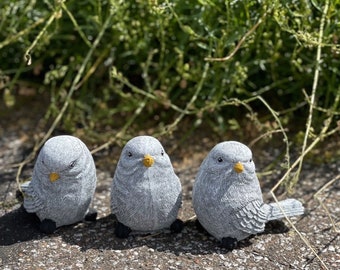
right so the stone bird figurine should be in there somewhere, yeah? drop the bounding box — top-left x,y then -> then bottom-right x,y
21,135 -> 97,234
192,141 -> 304,250
111,135 -> 183,238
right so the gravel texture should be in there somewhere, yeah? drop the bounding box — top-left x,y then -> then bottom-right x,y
1,100 -> 339,269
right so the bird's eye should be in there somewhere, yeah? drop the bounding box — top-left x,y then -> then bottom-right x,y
217,157 -> 223,163
41,160 -> 45,165
249,158 -> 253,162
127,151 -> 132,157
69,160 -> 76,168
161,150 -> 164,156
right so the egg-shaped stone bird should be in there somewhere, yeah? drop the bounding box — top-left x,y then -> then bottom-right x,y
111,135 -> 183,238
21,135 -> 97,234
193,141 -> 304,249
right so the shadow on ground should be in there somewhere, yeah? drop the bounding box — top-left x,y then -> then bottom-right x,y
56,215 -> 291,255
0,205 -> 44,245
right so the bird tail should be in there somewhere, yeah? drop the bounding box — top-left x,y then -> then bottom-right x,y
267,198 -> 304,221
20,180 -> 45,213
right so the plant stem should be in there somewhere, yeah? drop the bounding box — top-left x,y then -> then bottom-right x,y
292,0 -> 330,188
16,10 -> 114,190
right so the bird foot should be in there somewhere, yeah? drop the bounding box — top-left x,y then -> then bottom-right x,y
221,237 -> 238,250
39,219 -> 57,234
85,208 -> 97,222
115,222 -> 132,238
170,219 -> 184,233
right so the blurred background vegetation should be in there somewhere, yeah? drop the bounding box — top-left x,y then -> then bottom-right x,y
0,0 -> 339,166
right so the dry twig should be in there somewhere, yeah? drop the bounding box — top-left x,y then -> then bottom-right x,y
314,174 -> 340,233
15,10 -> 114,191
204,12 -> 267,62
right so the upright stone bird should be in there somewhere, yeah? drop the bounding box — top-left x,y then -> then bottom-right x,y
192,141 -> 304,249
111,135 -> 183,238
21,135 -> 97,234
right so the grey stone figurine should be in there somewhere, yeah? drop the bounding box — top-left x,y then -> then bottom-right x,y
192,141 -> 304,250
21,135 -> 97,234
111,135 -> 183,238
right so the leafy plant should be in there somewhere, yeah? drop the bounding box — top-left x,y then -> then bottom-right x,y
0,0 -> 339,169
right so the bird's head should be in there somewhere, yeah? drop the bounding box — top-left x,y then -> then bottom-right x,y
203,141 -> 256,183
36,135 -> 84,184
118,135 -> 170,171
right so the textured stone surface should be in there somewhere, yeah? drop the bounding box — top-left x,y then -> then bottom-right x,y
0,101 -> 339,269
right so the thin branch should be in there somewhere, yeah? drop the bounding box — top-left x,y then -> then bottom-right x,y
157,62 -> 210,136
111,69 -> 190,115
294,0 -> 330,186
256,95 -> 290,169
24,6 -> 62,65
314,174 -> 340,233
270,191 -> 329,270
61,1 -> 92,48
75,46 -> 111,90
0,17 -> 46,50
205,12 -> 267,62
90,96 -> 148,155
90,49 -> 159,154
268,125 -> 339,270
16,11 -> 114,190
248,129 -> 289,148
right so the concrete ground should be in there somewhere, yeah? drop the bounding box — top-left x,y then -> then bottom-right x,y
0,98 -> 339,269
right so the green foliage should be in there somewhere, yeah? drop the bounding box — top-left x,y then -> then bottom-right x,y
0,0 -> 339,140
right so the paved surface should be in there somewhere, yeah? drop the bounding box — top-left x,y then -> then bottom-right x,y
0,100 -> 339,269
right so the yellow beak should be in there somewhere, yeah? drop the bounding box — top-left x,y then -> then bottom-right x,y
143,154 -> 154,167
234,162 -> 244,174
49,172 -> 60,182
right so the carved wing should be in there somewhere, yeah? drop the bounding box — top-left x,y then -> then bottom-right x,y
21,181 -> 44,213
233,199 -> 269,234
